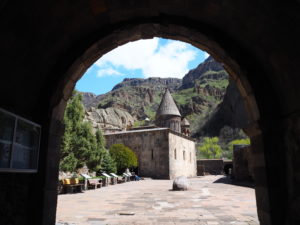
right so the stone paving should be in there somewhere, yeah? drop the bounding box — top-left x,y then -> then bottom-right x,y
56,175 -> 259,225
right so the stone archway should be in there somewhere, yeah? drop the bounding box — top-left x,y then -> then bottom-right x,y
47,23 -> 270,225
0,2 -> 299,225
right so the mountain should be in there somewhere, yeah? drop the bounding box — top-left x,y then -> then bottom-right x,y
82,77 -> 182,120
80,56 -> 248,140
192,79 -> 250,139
181,56 -> 226,89
112,77 -> 181,92
81,92 -> 97,107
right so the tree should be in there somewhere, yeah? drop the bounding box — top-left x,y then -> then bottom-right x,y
60,91 -> 102,172
109,144 -> 138,174
100,150 -> 117,174
60,91 -> 84,171
198,137 -> 222,159
95,129 -> 106,150
94,129 -> 117,173
77,122 -> 98,171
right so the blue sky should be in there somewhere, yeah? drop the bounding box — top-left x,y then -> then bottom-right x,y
76,38 -> 209,95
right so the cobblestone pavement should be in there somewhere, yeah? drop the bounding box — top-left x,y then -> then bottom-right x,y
56,175 -> 259,225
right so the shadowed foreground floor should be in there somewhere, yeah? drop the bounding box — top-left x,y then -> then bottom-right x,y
56,175 -> 258,225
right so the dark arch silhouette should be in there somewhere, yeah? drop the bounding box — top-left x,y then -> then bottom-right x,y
0,2 -> 299,225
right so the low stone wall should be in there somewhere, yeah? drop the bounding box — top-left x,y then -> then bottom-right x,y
233,145 -> 253,181
197,159 -> 224,175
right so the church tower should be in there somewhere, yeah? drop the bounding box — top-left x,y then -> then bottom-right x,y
155,89 -> 181,133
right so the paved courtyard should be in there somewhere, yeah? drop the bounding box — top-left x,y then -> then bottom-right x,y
56,175 -> 259,225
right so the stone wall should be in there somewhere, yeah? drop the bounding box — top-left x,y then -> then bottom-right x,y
105,128 -> 170,179
105,128 -> 196,179
197,159 -> 224,175
168,132 -> 197,179
233,145 -> 253,181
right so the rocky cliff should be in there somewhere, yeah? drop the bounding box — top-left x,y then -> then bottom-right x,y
112,77 -> 181,92
193,79 -> 250,138
84,107 -> 134,132
81,92 -> 97,107
181,56 -> 226,89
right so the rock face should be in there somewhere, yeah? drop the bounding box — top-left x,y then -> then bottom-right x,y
84,107 -> 134,133
172,176 -> 189,191
181,56 -> 226,89
81,92 -> 97,107
195,79 -> 250,137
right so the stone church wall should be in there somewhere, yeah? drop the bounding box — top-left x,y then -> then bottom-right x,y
168,132 -> 197,179
104,128 -> 170,179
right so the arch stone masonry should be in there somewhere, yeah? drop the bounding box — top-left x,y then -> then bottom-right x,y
0,1 -> 299,225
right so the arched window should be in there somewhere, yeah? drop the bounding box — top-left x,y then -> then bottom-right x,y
183,150 -> 186,160
190,152 -> 192,163
151,149 -> 154,160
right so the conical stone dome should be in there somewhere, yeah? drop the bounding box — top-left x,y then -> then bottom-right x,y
181,118 -> 190,126
156,89 -> 181,118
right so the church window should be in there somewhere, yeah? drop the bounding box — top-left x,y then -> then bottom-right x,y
190,152 -> 192,163
151,149 -> 154,160
183,150 -> 186,160
174,148 -> 177,159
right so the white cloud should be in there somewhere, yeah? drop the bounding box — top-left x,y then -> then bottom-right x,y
94,38 -> 197,78
204,52 -> 210,59
97,68 -> 121,77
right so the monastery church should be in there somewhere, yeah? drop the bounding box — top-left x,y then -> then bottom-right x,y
105,89 -> 197,179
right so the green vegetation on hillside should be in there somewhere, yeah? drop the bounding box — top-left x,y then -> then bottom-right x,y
172,88 -> 198,105
200,79 -> 229,89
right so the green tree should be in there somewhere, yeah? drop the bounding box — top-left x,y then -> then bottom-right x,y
109,144 -> 138,174
95,129 -> 106,150
100,150 -> 117,174
60,91 -> 102,172
60,91 -> 84,171
198,137 -> 222,159
77,122 -> 98,171
59,152 -> 78,172
92,129 -> 116,173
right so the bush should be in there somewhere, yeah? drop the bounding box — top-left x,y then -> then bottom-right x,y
109,144 -> 138,174
198,137 -> 222,159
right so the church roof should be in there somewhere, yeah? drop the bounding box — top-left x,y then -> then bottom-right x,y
181,118 -> 190,126
156,89 -> 181,117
